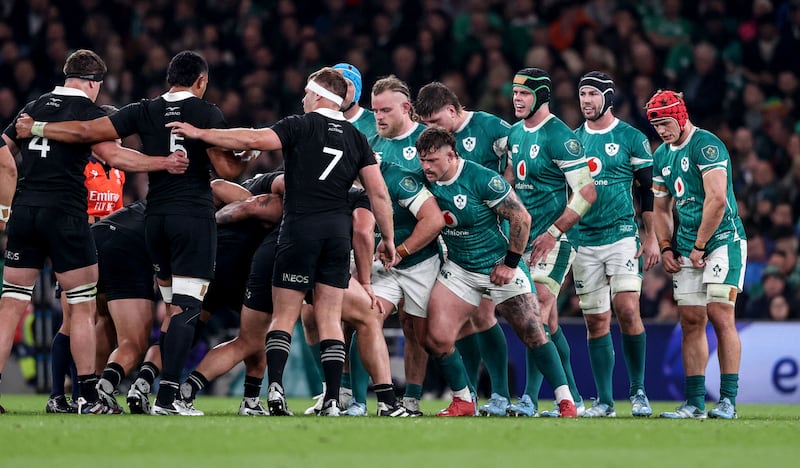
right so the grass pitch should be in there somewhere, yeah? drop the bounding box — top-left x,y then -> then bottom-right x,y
1,394 -> 798,468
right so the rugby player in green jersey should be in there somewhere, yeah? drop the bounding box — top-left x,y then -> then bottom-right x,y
573,71 -> 658,417
366,76 -> 438,416
506,68 -> 596,417
416,81 -> 514,416
416,127 -> 577,417
647,90 -> 746,420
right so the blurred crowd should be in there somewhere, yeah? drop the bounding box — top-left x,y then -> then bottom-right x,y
1,0 -> 799,320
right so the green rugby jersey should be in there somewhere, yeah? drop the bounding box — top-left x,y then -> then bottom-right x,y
508,114 -> 588,249
426,159 -> 512,274
652,127 -> 746,255
573,118 -> 652,247
380,160 -> 439,268
368,122 -> 426,172
348,107 -> 378,140
454,111 -> 511,174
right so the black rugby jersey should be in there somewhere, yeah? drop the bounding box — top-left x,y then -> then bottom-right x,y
241,171 -> 283,196
217,171 -> 284,247
92,199 -> 147,243
4,87 -> 106,216
271,108 -> 376,240
110,91 -> 226,218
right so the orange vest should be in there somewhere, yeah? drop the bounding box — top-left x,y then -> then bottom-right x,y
84,159 -> 125,218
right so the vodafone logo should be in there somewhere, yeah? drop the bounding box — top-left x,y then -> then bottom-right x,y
442,210 -> 459,227
587,157 -> 602,177
516,160 -> 527,180
674,177 -> 685,197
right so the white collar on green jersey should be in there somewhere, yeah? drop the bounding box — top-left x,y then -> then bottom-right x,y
162,91 -> 196,102
53,86 -> 89,99
391,121 -> 420,140
669,125 -> 698,151
582,117 -> 619,135
522,113 -> 555,133
435,158 -> 465,186
347,107 -> 365,123
455,111 -> 474,133
314,107 -> 346,120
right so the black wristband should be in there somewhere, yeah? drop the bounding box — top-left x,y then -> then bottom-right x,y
693,243 -> 706,252
660,246 -> 678,257
503,250 -> 522,268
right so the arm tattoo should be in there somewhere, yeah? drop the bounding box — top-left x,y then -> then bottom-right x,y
215,200 -> 249,224
493,190 -> 530,253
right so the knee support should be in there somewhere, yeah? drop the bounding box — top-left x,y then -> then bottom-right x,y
610,275 -> 642,297
172,277 -> 210,302
533,275 -> 561,297
579,286 -> 611,315
707,284 -> 737,306
64,282 -> 97,304
1,282 -> 34,301
172,305 -> 201,328
674,291 -> 706,307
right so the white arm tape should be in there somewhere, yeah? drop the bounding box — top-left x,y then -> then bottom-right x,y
407,188 -> 434,218
31,121 -> 47,137
567,191 -> 591,217
0,204 -> 9,223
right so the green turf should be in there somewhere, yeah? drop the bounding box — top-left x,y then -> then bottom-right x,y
1,395 -> 798,467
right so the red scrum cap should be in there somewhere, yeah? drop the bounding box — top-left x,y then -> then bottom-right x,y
645,90 -> 688,130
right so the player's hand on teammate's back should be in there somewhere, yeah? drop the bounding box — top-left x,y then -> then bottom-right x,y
166,121 -> 202,139
15,113 -> 34,138
165,151 -> 189,174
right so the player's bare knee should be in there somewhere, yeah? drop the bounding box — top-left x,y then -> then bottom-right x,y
679,308 -> 708,330
423,332 -> 451,356
583,312 -> 611,337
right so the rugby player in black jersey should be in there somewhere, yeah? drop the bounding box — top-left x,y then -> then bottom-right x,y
15,50 -> 248,415
0,50 -> 188,414
168,67 -> 395,416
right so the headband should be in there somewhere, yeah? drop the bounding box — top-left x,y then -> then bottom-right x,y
65,72 -> 105,82
306,80 -> 343,107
